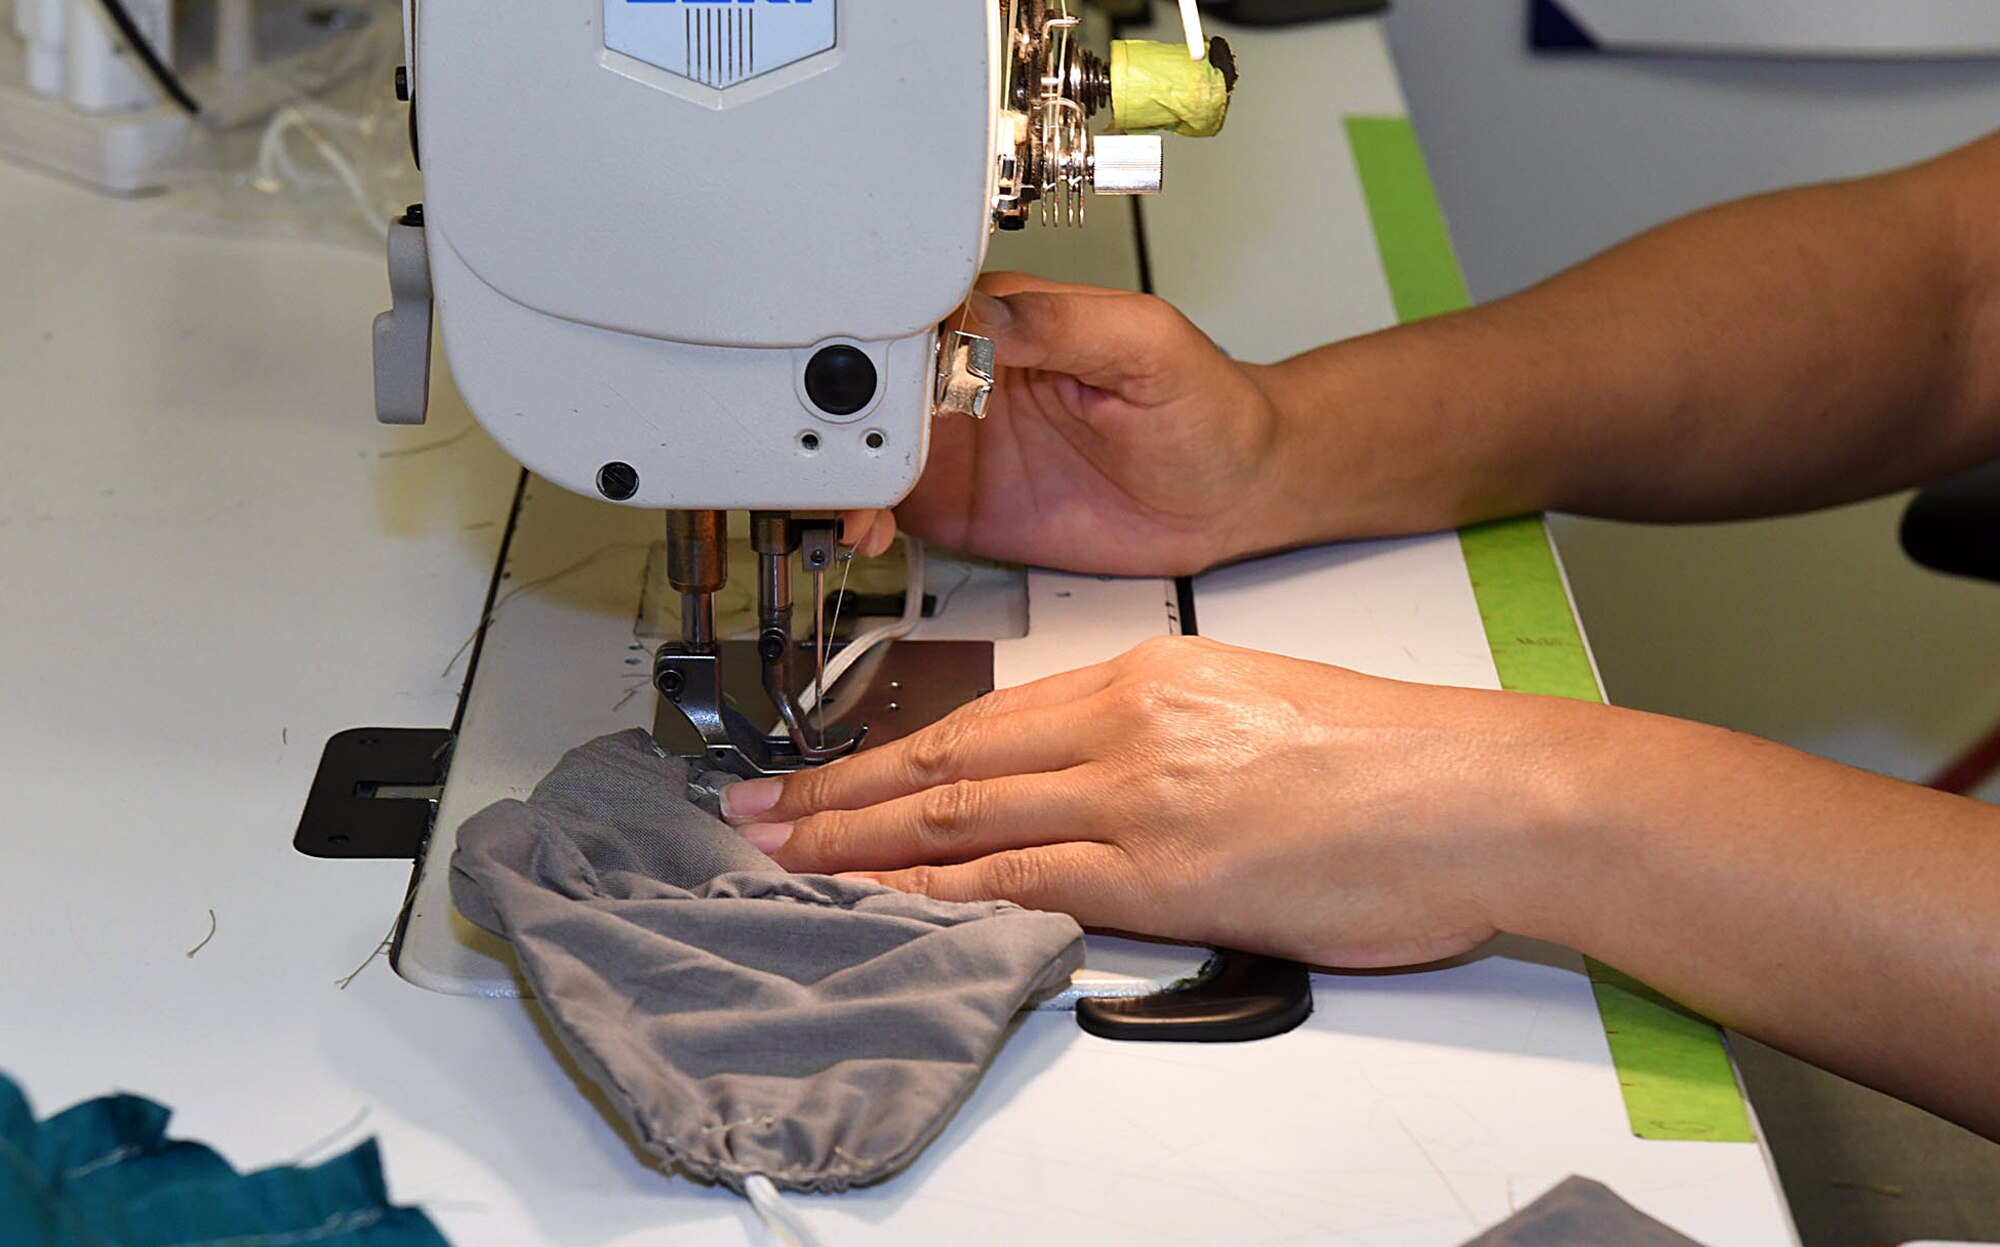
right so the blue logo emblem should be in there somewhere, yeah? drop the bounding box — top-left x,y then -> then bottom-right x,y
606,0 -> 834,88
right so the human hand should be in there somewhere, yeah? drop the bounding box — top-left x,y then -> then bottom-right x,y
857,274 -> 1307,577
720,635 -> 1584,969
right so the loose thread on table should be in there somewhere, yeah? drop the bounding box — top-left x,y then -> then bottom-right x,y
186,909 -> 218,959
336,923 -> 397,990
287,1105 -> 373,1167
440,542 -> 651,678
378,423 -> 475,460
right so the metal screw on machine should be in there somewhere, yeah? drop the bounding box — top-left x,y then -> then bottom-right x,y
596,461 -> 640,502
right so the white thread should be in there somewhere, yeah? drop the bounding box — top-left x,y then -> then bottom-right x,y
253,102 -> 390,239
744,1174 -> 824,1247
792,537 -> 927,721
1176,0 -> 1206,59
61,1143 -> 141,1181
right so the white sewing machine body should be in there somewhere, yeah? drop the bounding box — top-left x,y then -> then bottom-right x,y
386,0 -> 1227,1001
412,0 -> 1003,511
382,0 -> 1174,780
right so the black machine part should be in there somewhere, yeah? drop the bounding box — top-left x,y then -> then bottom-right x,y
1902,461 -> 2000,585
1199,0 -> 1389,26
295,727 -> 454,859
1077,950 -> 1313,1042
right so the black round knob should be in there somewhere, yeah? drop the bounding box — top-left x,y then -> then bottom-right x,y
596,461 -> 639,501
803,346 -> 878,417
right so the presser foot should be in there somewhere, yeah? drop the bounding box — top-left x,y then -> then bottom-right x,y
653,643 -> 863,778
654,639 -> 997,778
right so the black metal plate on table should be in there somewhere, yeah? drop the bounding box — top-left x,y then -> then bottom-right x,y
295,727 -> 454,859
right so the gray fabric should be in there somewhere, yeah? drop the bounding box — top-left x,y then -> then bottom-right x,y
449,729 -> 1085,1194
1459,1177 -> 1711,1247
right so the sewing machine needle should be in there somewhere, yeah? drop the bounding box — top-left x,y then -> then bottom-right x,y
812,561 -> 827,747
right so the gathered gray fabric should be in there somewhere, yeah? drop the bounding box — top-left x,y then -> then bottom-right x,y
450,729 -> 1085,1194
1459,1177 -> 1710,1247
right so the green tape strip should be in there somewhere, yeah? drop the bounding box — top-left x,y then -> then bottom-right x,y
1591,967 -> 1756,1142
1344,116 -> 1472,324
1457,518 -> 1601,703
1345,116 -> 1753,1144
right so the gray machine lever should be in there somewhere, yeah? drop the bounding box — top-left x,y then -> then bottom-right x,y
373,207 -> 433,426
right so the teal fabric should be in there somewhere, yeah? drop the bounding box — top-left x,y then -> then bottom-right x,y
0,1072 -> 450,1247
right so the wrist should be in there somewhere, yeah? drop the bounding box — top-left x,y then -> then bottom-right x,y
1256,321 -> 1557,547
1213,357 -> 1352,562
1464,694 -> 1666,949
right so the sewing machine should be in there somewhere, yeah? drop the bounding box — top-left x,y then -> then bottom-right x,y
366,0 -> 1259,1008
372,0 -> 1219,779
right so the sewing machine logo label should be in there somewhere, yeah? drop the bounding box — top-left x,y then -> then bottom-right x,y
605,0 -> 833,89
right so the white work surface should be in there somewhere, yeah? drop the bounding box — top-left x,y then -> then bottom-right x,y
0,13 -> 1798,1246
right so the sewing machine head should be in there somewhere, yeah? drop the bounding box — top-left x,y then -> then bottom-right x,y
378,0 -> 1233,776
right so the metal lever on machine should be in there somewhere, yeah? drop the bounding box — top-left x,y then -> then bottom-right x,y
936,332 -> 998,419
372,204 -> 433,427
654,511 -> 863,778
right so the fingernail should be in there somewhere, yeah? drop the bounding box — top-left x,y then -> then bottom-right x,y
739,823 -> 793,854
720,778 -> 782,822
967,291 -> 1013,329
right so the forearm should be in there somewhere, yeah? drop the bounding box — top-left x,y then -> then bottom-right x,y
1261,133 -> 2000,541
1506,704 -> 2000,1137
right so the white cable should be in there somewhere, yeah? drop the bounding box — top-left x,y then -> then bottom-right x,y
253,102 -> 390,239
791,536 -> 926,722
1177,0 -> 1207,59
744,1175 -> 824,1247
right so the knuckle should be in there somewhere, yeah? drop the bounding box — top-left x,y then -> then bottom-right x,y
1126,764 -> 1184,817
916,778 -> 988,846
784,810 -> 843,862
778,768 -> 826,814
1122,673 -> 1195,718
980,851 -> 1049,904
904,716 -> 975,786
894,864 -> 945,898
1128,634 -> 1185,662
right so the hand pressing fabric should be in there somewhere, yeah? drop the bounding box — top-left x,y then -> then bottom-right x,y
721,634 -> 1590,970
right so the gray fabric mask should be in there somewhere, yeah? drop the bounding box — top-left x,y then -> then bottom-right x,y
450,729 -> 1085,1194
1458,1177 -> 1710,1247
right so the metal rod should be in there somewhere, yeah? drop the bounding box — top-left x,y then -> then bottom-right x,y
667,510 -> 727,650
680,592 -> 716,649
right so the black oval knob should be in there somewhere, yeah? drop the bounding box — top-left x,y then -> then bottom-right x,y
803,346 -> 878,417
